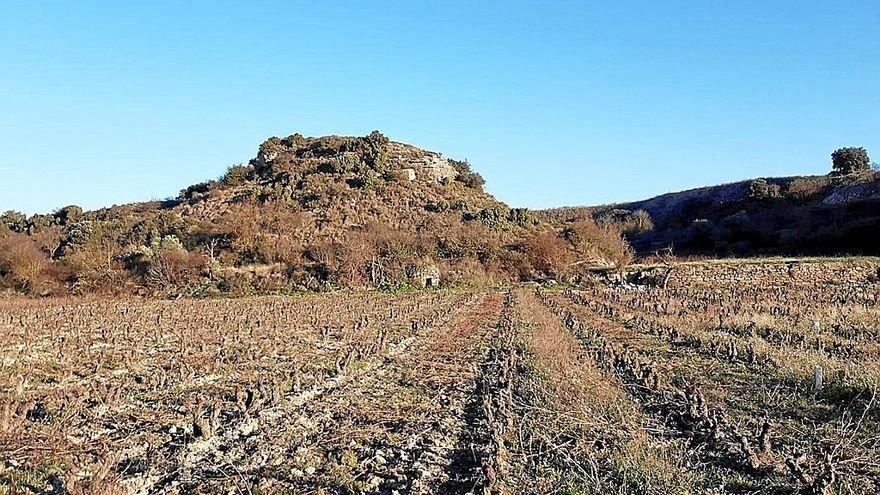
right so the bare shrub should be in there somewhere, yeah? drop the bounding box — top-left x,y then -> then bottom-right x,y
146,249 -> 207,289
216,200 -> 305,265
440,256 -> 495,286
333,223 -> 431,288
786,177 -> 829,200
524,231 -> 573,279
0,232 -> 55,294
64,226 -> 131,294
564,219 -> 634,270
433,223 -> 500,269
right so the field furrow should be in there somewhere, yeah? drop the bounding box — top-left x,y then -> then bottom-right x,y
540,288 -> 880,494
2,271 -> 878,494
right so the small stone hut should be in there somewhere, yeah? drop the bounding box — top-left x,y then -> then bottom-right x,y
406,262 -> 441,288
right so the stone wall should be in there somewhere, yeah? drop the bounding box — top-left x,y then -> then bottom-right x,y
629,258 -> 880,289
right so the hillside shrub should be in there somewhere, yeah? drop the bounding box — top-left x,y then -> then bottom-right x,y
54,205 -> 83,226
524,231 -> 573,279
785,177 -> 829,200
319,153 -> 362,174
26,214 -> 54,234
439,256 -> 502,286
449,160 -> 485,190
0,211 -> 27,233
63,222 -> 132,294
747,179 -> 781,200
595,209 -> 654,234
0,232 -> 55,294
146,249 -> 207,289
472,207 -> 504,228
346,176 -> 372,189
215,200 -> 305,264
435,223 -> 499,262
220,164 -> 253,186
507,208 -> 537,227
303,222 -> 446,289
564,219 -> 634,270
383,170 -> 412,182
179,181 -> 215,201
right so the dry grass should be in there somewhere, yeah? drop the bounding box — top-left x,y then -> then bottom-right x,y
506,290 -> 699,494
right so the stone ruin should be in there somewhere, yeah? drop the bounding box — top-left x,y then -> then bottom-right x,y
406,262 -> 441,288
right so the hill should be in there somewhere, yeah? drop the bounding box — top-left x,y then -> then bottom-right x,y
543,172 -> 880,258
0,131 -> 630,295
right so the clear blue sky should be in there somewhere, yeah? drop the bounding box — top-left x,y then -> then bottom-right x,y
2,1 -> 878,214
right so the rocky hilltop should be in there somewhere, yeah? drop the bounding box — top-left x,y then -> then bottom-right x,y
167,131 -> 528,245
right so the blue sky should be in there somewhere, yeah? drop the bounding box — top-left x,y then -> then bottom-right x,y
1,1 -> 878,214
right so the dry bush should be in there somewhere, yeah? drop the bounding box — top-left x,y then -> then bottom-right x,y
564,219 -> 634,270
29,227 -> 64,258
524,231 -> 573,279
216,200 -> 306,265
329,231 -> 379,288
0,232 -> 57,294
370,223 -> 430,261
439,256 -> 499,286
786,176 -> 830,200
535,206 -> 593,223
146,249 -> 207,289
435,223 -> 502,262
382,169 -> 413,182
306,225 -> 384,288
64,235 -> 130,294
625,209 -> 654,233
327,222 -> 432,288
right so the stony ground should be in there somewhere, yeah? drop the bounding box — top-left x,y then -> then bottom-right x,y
1,275 -> 879,494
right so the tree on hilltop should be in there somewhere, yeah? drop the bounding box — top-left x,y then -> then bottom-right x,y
831,147 -> 870,175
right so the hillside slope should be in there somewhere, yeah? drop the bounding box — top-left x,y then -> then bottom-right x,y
552,173 -> 880,258
1,131 -> 631,295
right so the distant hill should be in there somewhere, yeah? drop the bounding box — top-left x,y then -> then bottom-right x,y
543,172 -> 880,258
1,131 -> 630,295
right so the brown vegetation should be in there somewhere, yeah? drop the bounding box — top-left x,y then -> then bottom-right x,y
0,132 -> 634,296
0,231 -> 57,295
